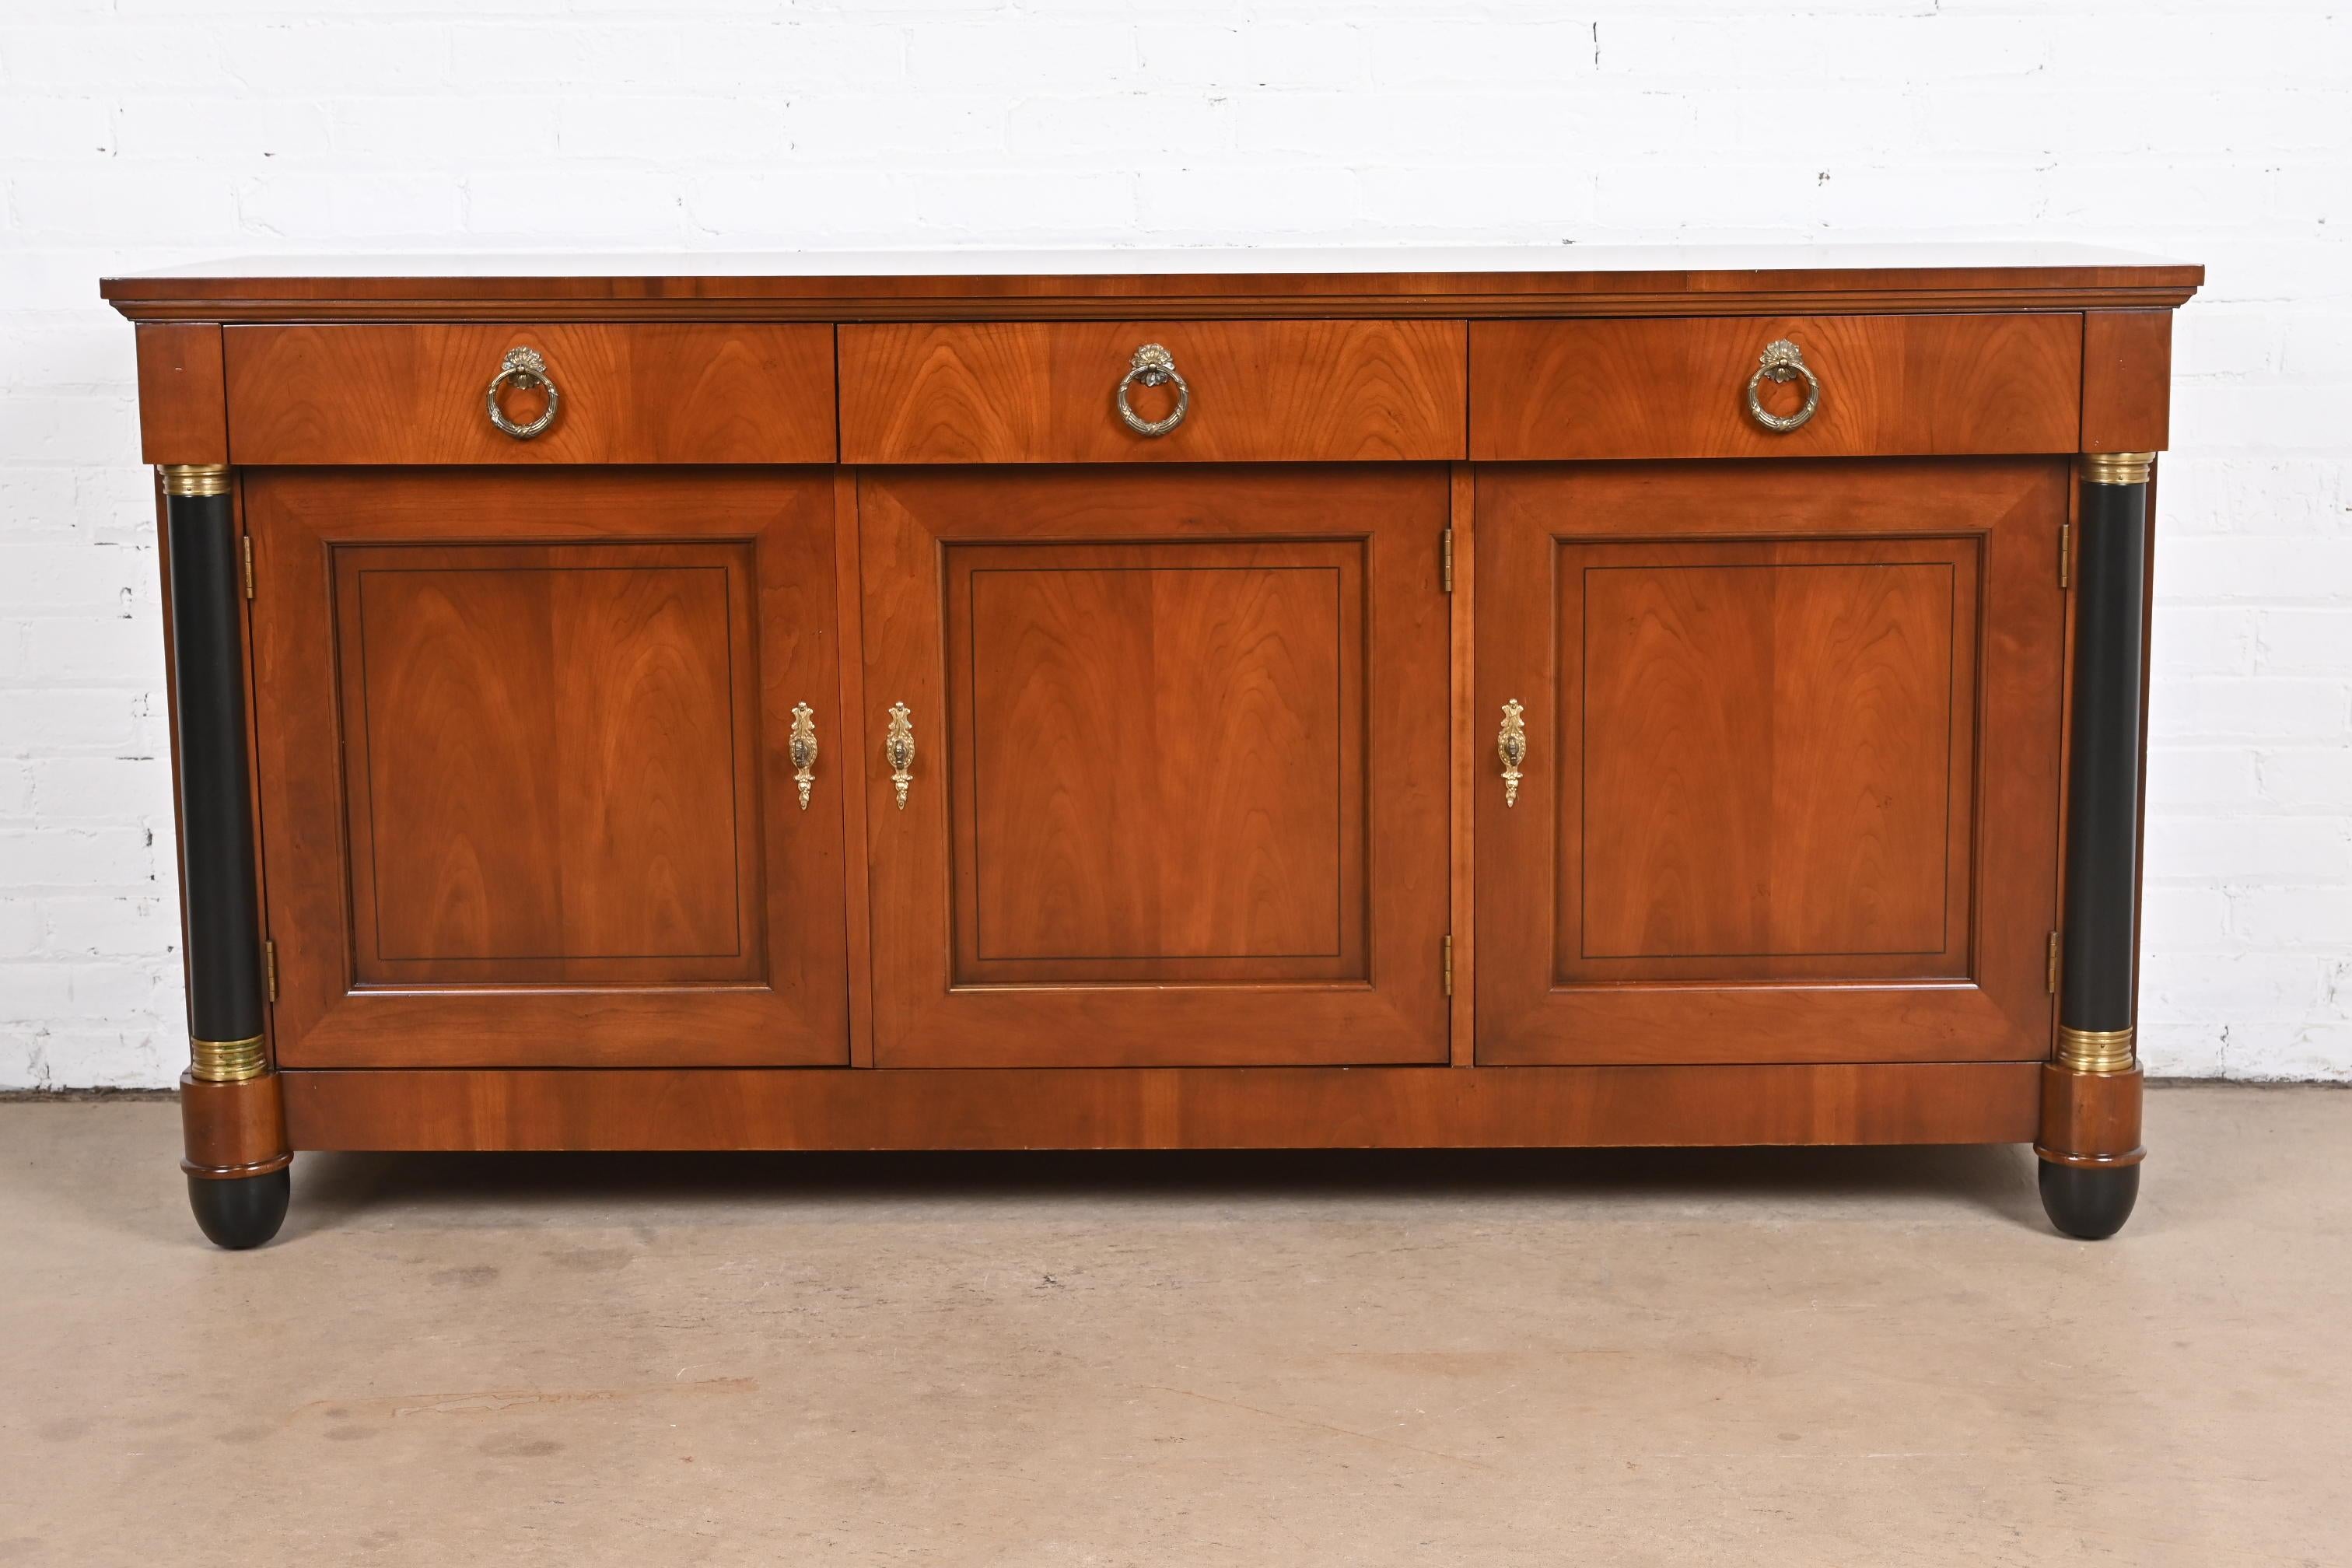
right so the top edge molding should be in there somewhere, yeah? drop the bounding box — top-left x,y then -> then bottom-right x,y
102,246 -> 2203,324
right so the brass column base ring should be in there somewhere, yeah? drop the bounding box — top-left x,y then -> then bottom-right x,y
2056,1024 -> 2137,1076
190,1034 -> 268,1083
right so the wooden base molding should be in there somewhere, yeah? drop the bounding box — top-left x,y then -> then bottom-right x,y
280,1063 -> 2041,1153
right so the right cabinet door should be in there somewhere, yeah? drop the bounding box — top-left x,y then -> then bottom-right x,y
1475,459 -> 2066,1065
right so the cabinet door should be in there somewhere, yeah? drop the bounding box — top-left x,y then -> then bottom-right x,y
859,466 -> 1451,1068
249,469 -> 849,1067
1475,460 -> 2064,1064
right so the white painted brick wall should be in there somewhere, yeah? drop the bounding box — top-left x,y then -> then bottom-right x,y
3,0 -> 2347,1087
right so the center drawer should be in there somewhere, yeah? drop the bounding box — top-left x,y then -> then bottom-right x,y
838,320 -> 1467,463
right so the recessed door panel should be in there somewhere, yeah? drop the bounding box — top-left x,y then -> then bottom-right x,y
1566,541 -> 1975,983
861,465 -> 1451,1068
951,542 -> 1363,984
342,546 -> 757,982
1476,459 -> 2064,1065
249,468 -> 849,1068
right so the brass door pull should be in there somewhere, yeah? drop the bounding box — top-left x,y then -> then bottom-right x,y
1498,699 -> 1527,807
1115,343 -> 1189,437
885,702 -> 915,810
789,702 -> 818,810
1745,338 -> 1821,432
486,346 -> 560,439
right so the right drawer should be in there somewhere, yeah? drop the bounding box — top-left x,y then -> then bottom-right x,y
1470,313 -> 2082,460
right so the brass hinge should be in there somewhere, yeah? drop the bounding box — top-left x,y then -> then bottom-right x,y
1440,527 -> 1454,594
242,536 -> 255,600
2046,932 -> 2060,996
2058,522 -> 2070,590
1442,934 -> 1454,997
264,939 -> 278,1003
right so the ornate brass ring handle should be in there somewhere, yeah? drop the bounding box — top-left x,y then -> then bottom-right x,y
1497,699 -> 1528,807
789,702 -> 819,810
485,345 -> 560,439
1115,343 -> 1189,437
1745,338 -> 1821,433
885,702 -> 915,810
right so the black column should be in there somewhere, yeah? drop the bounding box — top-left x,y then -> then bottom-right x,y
2058,455 -> 2151,1073
163,467 -> 266,1073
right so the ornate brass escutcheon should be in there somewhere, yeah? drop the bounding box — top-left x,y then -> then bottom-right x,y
789,702 -> 818,810
1497,699 -> 1528,807
885,702 -> 915,810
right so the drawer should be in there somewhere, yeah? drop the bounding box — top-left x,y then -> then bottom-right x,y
839,320 -> 1466,463
225,324 -> 836,464
1470,313 -> 2081,460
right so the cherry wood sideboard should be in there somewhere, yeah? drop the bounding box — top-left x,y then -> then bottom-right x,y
102,247 -> 2200,1247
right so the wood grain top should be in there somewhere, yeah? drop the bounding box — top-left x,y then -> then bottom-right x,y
102,243 -> 2202,323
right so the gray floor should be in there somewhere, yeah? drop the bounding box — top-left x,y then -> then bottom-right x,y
2,1086 -> 2344,1566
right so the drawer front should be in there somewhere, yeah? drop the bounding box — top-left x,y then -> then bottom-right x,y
225,324 -> 837,464
1471,313 -> 2081,460
840,320 -> 1466,463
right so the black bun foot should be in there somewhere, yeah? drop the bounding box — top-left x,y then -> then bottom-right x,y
187,1167 -> 290,1250
2039,1160 -> 2139,1241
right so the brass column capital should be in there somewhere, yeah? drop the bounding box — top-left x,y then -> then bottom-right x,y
159,463 -> 231,497
2080,452 -> 2155,486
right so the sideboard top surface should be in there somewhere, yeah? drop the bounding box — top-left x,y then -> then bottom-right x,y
103,243 -> 2202,323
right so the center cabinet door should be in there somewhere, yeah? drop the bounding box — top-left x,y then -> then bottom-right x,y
1475,459 -> 2067,1065
858,466 -> 1453,1067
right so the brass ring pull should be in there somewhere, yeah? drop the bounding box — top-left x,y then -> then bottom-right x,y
885,702 -> 915,810
789,702 -> 819,810
1115,343 -> 1189,437
1745,338 -> 1821,433
485,345 -> 560,440
1497,699 -> 1528,807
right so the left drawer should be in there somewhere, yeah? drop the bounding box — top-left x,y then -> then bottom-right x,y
224,324 -> 837,464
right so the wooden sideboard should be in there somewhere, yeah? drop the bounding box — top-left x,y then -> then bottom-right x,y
103,247 -> 2200,1247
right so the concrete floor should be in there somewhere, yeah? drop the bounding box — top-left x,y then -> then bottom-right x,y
0,1087 -> 2344,1566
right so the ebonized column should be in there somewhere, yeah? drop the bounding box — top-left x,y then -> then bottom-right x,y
2038,451 -> 2154,1240
162,464 -> 290,1248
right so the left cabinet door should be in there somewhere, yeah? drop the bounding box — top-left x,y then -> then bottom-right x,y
247,469 -> 850,1067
